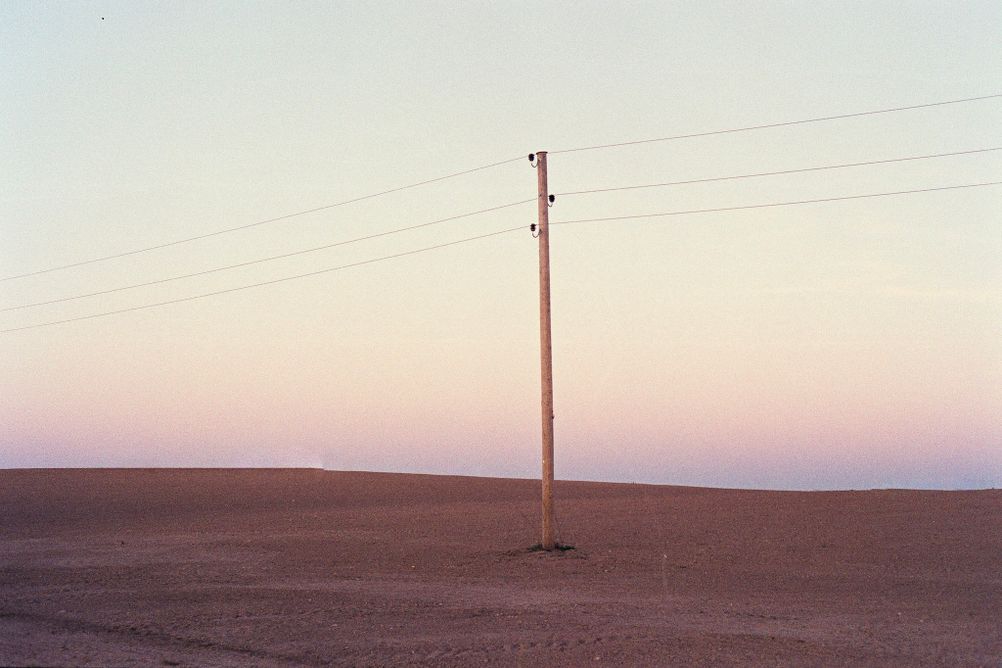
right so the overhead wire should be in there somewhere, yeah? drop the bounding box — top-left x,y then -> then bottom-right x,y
6,94 -> 1000,330
0,154 -> 526,283
7,180 -> 998,334
551,181 -> 1002,227
0,226 -> 526,334
8,94 -> 997,283
24,145 -> 989,313
557,146 -> 1002,197
2,198 -> 534,312
550,93 -> 1002,155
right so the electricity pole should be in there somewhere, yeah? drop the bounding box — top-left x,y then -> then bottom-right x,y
532,151 -> 556,550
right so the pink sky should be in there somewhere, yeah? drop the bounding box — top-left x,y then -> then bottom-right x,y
2,3 -> 1000,489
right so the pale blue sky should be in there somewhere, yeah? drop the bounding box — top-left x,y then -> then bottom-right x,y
2,1 -> 1000,489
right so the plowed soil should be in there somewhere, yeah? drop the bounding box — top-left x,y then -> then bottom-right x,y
1,469 -> 999,666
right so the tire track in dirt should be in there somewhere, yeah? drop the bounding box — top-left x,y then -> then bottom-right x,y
0,608 -> 317,666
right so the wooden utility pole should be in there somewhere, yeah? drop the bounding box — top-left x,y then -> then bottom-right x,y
534,151 -> 556,550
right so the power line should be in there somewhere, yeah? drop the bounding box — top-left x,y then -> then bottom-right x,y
551,93 -> 1002,155
5,183 -> 999,334
2,198 -> 534,312
0,155 -> 525,283
558,147 -> 1002,197
8,93 -> 997,282
0,226 -> 525,334
552,181 -> 1002,227
9,182 -> 997,332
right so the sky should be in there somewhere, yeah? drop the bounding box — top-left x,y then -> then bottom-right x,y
2,1 -> 1000,490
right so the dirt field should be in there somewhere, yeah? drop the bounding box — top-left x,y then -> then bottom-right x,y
1,469 -> 999,666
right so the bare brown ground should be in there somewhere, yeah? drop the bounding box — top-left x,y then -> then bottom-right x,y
1,469 -> 999,667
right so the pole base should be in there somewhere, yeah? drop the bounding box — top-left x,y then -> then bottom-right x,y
527,543 -> 575,553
